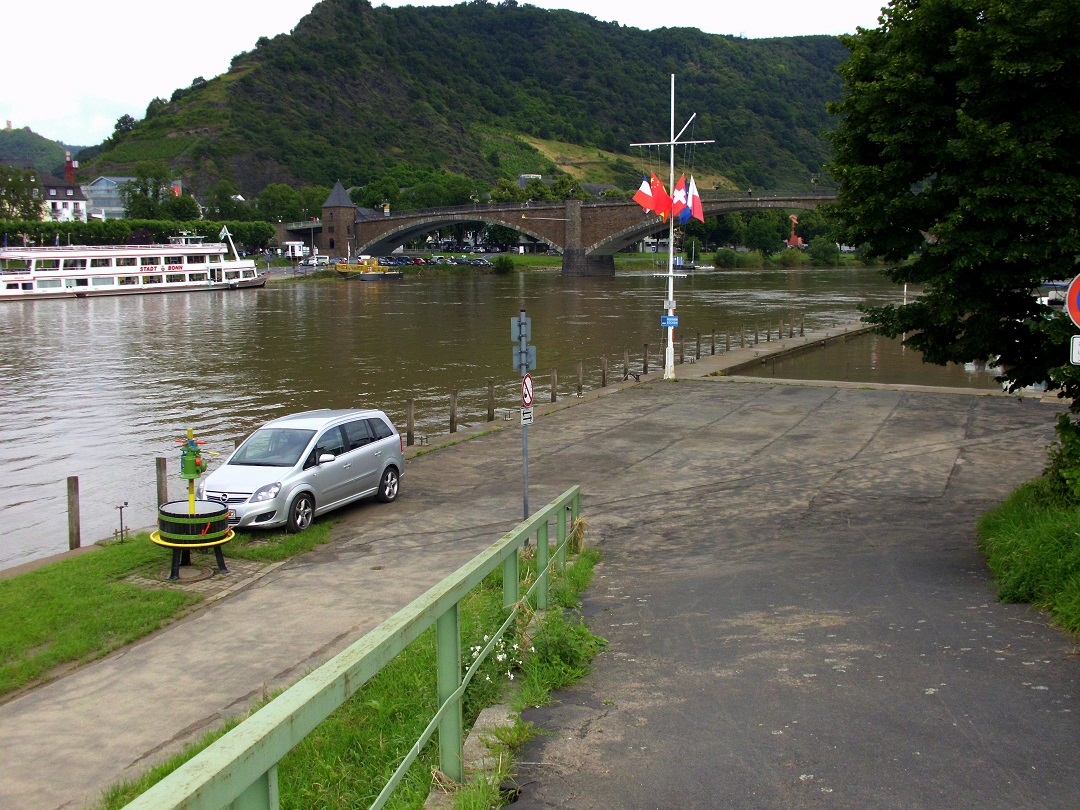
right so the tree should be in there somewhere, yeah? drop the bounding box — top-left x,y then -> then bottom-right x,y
807,236 -> 841,267
0,166 -> 42,221
119,161 -> 173,220
113,114 -> 136,136
745,216 -> 782,256
256,183 -> 303,222
160,193 -> 202,222
828,0 -> 1080,395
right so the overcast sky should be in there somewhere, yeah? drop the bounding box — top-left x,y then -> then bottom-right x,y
3,0 -> 887,146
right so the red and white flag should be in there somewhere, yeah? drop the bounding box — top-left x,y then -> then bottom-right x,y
632,173 -> 653,213
687,175 -> 704,223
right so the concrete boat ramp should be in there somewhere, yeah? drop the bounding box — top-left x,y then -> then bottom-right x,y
1,324 -> 1077,809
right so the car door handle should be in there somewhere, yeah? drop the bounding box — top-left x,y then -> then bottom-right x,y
343,463 -> 351,469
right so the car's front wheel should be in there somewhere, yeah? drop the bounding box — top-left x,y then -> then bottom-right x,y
375,467 -> 399,503
286,492 -> 315,533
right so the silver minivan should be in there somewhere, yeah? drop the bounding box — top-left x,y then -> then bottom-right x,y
198,409 -> 405,533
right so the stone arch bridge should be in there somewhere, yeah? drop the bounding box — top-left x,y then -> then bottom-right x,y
296,191 -> 836,276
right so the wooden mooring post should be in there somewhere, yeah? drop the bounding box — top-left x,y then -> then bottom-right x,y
601,355 -> 608,387
406,398 -> 415,446
449,389 -> 458,434
156,457 -> 169,506
67,476 -> 81,551
643,343 -> 649,375
487,380 -> 495,422
550,369 -> 558,403
577,361 -> 583,397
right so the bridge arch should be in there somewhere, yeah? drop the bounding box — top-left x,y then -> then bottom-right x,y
356,210 -> 561,256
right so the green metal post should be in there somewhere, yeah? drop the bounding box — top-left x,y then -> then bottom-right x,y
436,604 -> 463,782
556,505 -> 567,572
503,549 -> 519,612
231,767 -> 278,810
535,520 -> 549,610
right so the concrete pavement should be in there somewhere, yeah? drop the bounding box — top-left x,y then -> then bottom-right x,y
0,325 -> 1076,808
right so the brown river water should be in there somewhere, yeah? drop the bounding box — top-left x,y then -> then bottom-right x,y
0,266 -> 1001,570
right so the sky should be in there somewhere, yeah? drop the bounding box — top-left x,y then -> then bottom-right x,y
3,0 -> 888,147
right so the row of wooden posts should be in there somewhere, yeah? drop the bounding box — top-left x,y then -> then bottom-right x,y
62,315 -> 805,551
405,314 -> 806,446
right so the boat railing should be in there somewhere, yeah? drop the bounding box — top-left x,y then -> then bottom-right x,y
0,243 -> 230,253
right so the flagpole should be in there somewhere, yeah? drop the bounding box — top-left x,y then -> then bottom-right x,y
630,75 -> 714,381
666,73 -> 676,380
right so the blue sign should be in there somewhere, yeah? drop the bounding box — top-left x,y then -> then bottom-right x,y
661,315 -> 679,328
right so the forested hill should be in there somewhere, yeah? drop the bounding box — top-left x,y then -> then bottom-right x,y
81,0 -> 849,197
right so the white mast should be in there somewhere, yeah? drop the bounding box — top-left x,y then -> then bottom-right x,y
631,74 -> 714,380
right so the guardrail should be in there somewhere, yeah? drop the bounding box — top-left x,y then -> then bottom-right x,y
122,485 -> 582,810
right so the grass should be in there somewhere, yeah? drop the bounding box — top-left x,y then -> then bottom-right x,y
977,478 -> 1080,634
96,540 -> 605,810
0,523 -> 333,697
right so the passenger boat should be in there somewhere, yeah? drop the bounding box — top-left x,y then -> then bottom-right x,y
0,230 -> 267,301
337,256 -> 404,281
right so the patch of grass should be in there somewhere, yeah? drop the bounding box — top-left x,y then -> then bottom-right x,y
224,522 -> 333,562
978,478 -> 1080,634
0,536 -> 201,696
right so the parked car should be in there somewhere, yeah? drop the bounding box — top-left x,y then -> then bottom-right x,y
198,409 -> 405,533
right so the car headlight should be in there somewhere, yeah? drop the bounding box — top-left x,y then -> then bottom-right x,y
252,482 -> 282,503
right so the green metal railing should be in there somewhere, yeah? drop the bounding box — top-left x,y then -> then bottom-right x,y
123,485 -> 581,810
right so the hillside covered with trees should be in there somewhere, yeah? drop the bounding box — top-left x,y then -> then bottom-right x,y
80,0 -> 847,199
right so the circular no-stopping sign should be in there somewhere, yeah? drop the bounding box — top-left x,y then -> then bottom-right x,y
522,373 -> 534,407
1067,274 -> 1080,328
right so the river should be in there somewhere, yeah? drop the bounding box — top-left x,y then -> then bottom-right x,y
0,266 -> 998,570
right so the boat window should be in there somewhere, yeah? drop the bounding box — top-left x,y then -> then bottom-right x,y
63,258 -> 87,270
185,255 -> 206,264
5,283 -> 18,290
91,277 -> 115,286
142,275 -> 163,284
63,278 -> 90,288
140,257 -> 161,266
187,273 -> 207,282
117,276 -> 138,286
21,283 -> 32,290
166,274 -> 185,283
208,255 -> 221,263
34,259 -> 60,271
90,258 -> 112,268
164,256 -> 183,264
37,279 -> 61,288
116,257 -> 137,267
242,270 -> 254,278
225,270 -> 240,280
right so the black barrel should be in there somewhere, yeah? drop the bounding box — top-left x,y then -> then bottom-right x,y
157,500 -> 231,545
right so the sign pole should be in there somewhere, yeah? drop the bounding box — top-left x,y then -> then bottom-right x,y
512,309 -> 535,522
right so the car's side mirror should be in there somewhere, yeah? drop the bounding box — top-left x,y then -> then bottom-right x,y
318,453 -> 336,465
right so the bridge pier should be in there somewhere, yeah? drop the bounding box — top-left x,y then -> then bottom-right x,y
561,250 -> 615,277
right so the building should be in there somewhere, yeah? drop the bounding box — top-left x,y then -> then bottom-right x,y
39,173 -> 88,223
81,176 -> 135,220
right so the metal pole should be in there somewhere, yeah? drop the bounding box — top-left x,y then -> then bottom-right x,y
519,309 -> 529,521
665,73 -> 676,381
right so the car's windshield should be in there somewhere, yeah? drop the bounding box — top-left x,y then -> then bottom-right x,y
229,428 -> 315,467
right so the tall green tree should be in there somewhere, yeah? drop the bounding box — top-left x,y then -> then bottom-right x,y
119,161 -> 173,220
256,183 -> 303,222
0,166 -> 42,221
828,0 -> 1080,394
745,215 -> 782,256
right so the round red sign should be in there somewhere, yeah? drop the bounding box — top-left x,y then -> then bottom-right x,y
1068,274 -> 1080,329
522,374 -> 534,407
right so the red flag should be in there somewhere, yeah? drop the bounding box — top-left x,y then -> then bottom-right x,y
687,175 -> 704,223
650,173 -> 671,220
632,173 -> 653,213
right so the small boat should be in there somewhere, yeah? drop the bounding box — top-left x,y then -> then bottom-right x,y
337,256 -> 404,281
0,230 -> 266,301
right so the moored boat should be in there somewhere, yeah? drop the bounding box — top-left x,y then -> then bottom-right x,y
0,230 -> 266,301
337,256 -> 404,281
